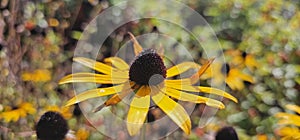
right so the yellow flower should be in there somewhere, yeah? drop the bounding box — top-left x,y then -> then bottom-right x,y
76,128 -> 89,140
200,62 -> 224,86
0,102 -> 36,123
225,49 -> 259,71
275,104 -> 300,139
59,33 -> 237,136
45,105 -> 73,119
226,67 -> 254,91
22,69 -> 51,82
201,62 -> 254,91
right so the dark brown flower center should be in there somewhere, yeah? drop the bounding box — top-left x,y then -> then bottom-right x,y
129,49 -> 166,85
36,111 -> 69,140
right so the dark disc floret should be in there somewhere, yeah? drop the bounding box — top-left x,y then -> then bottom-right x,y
129,49 -> 166,85
36,111 -> 69,140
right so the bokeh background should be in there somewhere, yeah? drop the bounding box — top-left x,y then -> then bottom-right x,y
0,0 -> 299,139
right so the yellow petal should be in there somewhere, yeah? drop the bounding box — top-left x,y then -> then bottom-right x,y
278,127 -> 300,136
136,85 -> 151,97
73,57 -> 113,75
127,89 -> 150,136
234,80 -> 245,90
152,92 -> 191,135
286,104 -> 300,114
278,119 -> 300,127
104,57 -> 129,70
275,112 -> 300,126
20,103 -> 36,115
73,57 -> 128,77
165,79 -> 192,86
200,62 -> 222,80
1,111 -> 20,122
165,83 -> 237,103
225,77 -> 237,90
103,82 -> 135,107
229,69 -> 254,83
128,32 -> 143,56
198,87 -> 238,103
275,112 -> 291,118
245,54 -> 258,70
238,73 -> 254,83
163,87 -> 225,109
190,58 -> 215,84
59,73 -> 128,84
166,62 -> 201,78
94,87 -> 133,112
197,58 -> 215,76
65,84 -> 128,106
165,58 -> 215,85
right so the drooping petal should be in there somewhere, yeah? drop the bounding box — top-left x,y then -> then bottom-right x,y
128,32 -> 143,56
163,87 -> 225,109
65,84 -> 129,106
104,57 -> 129,70
195,58 -> 215,77
190,58 -> 215,84
136,85 -> 151,97
102,82 -> 137,107
166,62 -> 200,78
59,73 -> 128,84
152,92 -> 191,135
286,104 -> 300,114
165,83 -> 237,103
198,87 -> 238,103
127,86 -> 150,136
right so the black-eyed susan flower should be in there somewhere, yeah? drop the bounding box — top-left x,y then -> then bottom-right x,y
275,104 -> 300,140
225,49 -> 259,71
36,111 -> 69,140
59,33 -> 237,136
201,62 -> 254,91
225,64 -> 254,91
0,102 -> 36,123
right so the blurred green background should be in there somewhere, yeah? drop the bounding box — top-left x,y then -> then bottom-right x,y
0,0 -> 299,139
